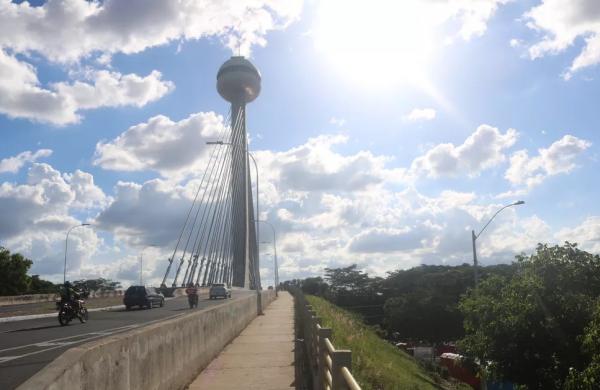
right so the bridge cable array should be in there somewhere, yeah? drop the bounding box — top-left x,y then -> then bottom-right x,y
160,107 -> 260,289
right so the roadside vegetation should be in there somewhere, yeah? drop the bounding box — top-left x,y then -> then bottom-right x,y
306,295 -> 470,390
288,242 -> 600,389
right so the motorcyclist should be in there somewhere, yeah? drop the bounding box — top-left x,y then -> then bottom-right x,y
60,281 -> 82,312
186,283 -> 199,308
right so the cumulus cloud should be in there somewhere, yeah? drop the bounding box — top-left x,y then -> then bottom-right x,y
93,112 -> 225,176
411,125 -> 518,178
0,0 -> 303,62
403,108 -> 436,122
525,0 -> 600,78
0,162 -> 107,280
54,70 -> 174,110
0,149 -> 52,174
557,216 -> 600,253
94,179 -> 196,248
348,225 -> 438,253
257,134 -> 400,194
503,134 -> 591,191
0,50 -> 173,125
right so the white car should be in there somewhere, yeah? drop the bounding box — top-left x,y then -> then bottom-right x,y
209,283 -> 231,299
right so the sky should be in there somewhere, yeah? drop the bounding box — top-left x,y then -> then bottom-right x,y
1,0 -> 600,288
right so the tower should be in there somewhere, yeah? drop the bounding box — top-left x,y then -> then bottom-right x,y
217,56 -> 261,288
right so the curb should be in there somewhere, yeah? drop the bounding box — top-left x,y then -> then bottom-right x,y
0,298 -> 179,323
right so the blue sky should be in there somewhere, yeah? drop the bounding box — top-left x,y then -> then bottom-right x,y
1,0 -> 599,287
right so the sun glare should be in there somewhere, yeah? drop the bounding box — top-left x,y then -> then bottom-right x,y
314,0 -> 438,88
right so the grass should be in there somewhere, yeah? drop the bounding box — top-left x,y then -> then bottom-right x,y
306,295 -> 471,390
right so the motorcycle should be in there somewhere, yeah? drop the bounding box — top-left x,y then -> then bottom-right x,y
57,299 -> 89,326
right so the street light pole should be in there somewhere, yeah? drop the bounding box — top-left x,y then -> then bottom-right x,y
64,223 -> 91,284
256,220 -> 279,296
472,200 -> 525,288
207,140 -> 262,314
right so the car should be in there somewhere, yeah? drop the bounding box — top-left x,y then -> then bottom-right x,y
209,283 -> 231,299
124,286 -> 165,310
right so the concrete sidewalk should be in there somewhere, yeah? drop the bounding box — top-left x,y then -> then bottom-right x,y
188,292 -> 295,390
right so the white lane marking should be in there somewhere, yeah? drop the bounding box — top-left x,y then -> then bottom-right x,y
0,324 -> 138,354
34,341 -> 79,348
0,313 -> 187,365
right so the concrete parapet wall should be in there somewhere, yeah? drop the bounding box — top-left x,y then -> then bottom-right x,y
18,289 -> 276,390
0,291 -> 126,306
0,294 -> 58,306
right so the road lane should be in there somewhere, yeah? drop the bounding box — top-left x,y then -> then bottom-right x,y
0,290 -> 254,389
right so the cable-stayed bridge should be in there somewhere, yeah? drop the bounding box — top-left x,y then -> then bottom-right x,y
160,56 -> 263,291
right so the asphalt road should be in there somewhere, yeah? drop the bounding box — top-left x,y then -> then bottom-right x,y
0,290 -> 254,389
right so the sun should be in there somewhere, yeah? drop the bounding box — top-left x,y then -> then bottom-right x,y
313,0 -> 438,88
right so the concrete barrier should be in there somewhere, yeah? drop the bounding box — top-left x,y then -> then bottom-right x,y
18,290 -> 276,390
0,294 -> 58,306
0,291 -> 128,306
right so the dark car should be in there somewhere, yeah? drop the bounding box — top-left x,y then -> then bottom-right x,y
124,286 -> 165,310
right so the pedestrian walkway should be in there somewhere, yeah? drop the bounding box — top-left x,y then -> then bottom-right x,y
188,292 -> 295,390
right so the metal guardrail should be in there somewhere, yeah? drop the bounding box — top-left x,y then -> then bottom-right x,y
290,287 -> 361,390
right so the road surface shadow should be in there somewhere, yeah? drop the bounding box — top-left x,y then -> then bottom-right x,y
8,324 -> 62,332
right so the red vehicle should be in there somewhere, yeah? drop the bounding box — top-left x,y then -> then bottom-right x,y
439,353 -> 481,390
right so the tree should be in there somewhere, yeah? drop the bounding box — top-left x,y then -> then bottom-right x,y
564,300 -> 600,389
324,264 -> 372,294
382,264 -> 479,343
459,242 -> 600,389
301,276 -> 328,296
28,275 -> 57,294
323,265 -> 385,324
0,247 -> 33,295
73,278 -> 121,292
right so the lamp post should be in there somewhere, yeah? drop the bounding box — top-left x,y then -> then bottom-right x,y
207,140 -> 262,314
64,223 -> 91,284
140,245 -> 158,286
257,220 -> 279,296
472,200 -> 525,287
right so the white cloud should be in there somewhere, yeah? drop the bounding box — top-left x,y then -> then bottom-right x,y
411,125 -> 518,178
94,179 -> 196,248
93,112 -> 225,176
403,108 -> 436,122
257,134 -> 400,194
0,50 -> 173,125
0,149 -> 53,174
504,134 -> 591,190
557,216 -> 600,253
0,162 -> 107,280
1,130 -> 576,284
347,225 -> 438,253
509,38 -> 523,48
54,70 -> 174,110
525,0 -> 600,78
0,0 -> 303,62
329,117 -> 346,127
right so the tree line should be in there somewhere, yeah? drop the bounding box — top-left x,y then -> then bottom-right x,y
286,242 -> 600,389
0,246 -> 121,296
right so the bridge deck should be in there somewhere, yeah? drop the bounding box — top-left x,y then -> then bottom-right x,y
189,292 -> 294,390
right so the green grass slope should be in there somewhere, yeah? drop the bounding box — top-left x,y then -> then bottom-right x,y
306,295 -> 466,390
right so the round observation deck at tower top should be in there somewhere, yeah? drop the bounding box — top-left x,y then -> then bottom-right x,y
217,56 -> 261,104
